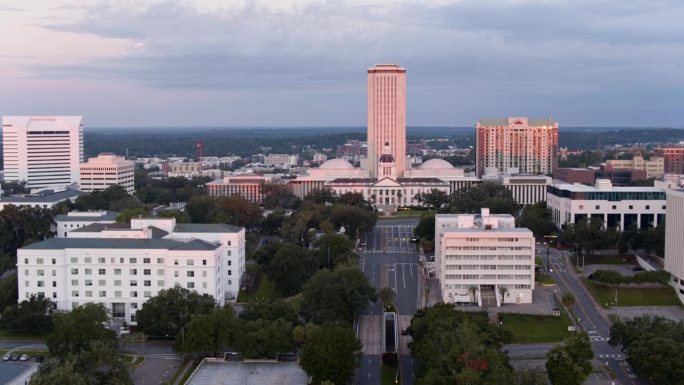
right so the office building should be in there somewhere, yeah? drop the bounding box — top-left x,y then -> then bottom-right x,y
263,154 -> 299,168
79,153 -> 135,194
554,165 -> 647,186
482,168 -> 551,206
435,209 -> 535,306
606,152 -> 664,178
55,210 -> 118,238
367,64 -> 406,178
664,189 -> 684,304
653,146 -> 684,174
207,175 -> 274,203
546,179 -> 666,230
18,217 -> 246,324
0,188 -> 82,211
475,117 -> 558,177
2,116 -> 83,190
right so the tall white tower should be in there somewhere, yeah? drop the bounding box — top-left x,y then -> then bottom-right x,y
2,116 -> 84,190
367,64 -> 406,178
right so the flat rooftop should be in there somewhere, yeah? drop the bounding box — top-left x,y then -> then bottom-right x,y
186,360 -> 307,385
552,183 -> 663,192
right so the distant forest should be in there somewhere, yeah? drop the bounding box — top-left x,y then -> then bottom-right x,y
2,127 -> 684,162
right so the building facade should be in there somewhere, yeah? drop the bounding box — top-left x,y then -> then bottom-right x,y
0,189 -> 82,211
435,209 -> 535,306
606,153 -> 664,178
18,217 -> 246,324
653,146 -> 684,175
367,64 -> 406,178
206,175 -> 274,203
2,116 -> 84,190
664,189 -> 684,304
55,210 -> 118,238
79,153 -> 135,194
476,117 -> 558,177
264,154 -> 299,168
546,179 -> 666,230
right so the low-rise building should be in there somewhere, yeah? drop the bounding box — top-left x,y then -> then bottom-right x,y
55,210 -> 118,238
79,153 -> 135,194
482,168 -> 551,206
606,152 -> 665,178
0,188 -> 82,211
554,165 -> 647,186
546,179 -> 666,230
264,154 -> 299,168
206,174 -> 274,203
435,209 -> 535,306
17,217 -> 246,324
664,189 -> 684,305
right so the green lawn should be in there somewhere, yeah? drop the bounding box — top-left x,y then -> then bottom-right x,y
499,311 -> 572,343
536,275 -> 556,285
582,279 -> 681,308
237,273 -> 278,302
381,364 -> 400,385
0,329 -> 45,340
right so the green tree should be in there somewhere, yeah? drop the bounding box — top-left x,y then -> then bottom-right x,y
262,183 -> 300,209
1,294 -> 55,335
300,325 -> 362,385
74,185 -> 139,211
517,202 -> 557,238
115,207 -> 149,223
337,192 -> 373,210
329,204 -> 377,239
314,233 -> 357,269
214,195 -> 263,229
176,307 -> 236,356
260,209 -> 287,235
47,303 -> 116,359
239,298 -> 298,324
545,332 -> 594,385
29,358 -> 89,385
185,195 -> 216,223
266,244 -> 319,296
301,265 -> 377,324
304,188 -> 337,205
135,285 -> 216,338
413,213 -> 435,241
414,188 -> 449,211
158,209 -> 191,223
0,272 -> 18,313
448,181 -> 519,215
234,318 -> 295,358
511,369 -> 547,385
378,287 -> 395,309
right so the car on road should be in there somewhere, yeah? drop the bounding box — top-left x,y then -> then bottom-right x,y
35,355 -> 44,363
10,354 -> 20,361
360,241 -> 366,246
2,353 -> 10,361
410,237 -> 419,243
19,354 -> 29,362
401,329 -> 408,335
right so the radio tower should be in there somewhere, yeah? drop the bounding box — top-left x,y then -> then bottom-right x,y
196,142 -> 203,177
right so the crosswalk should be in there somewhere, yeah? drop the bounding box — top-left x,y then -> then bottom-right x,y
363,249 -> 415,254
590,337 -> 610,342
596,353 -> 623,359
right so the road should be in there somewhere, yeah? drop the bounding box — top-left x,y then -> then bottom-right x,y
539,245 -> 644,385
356,218 -> 420,385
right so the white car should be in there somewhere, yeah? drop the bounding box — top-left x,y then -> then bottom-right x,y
19,354 -> 29,362
2,353 -> 10,361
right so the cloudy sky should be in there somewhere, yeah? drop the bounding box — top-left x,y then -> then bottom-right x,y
0,0 -> 683,128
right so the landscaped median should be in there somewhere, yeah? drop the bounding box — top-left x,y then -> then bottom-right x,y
582,278 -> 681,308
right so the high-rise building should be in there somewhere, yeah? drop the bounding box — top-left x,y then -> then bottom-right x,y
475,117 -> 558,177
367,64 -> 406,178
664,189 -> 684,305
2,116 -> 84,190
653,146 -> 684,174
79,153 -> 135,194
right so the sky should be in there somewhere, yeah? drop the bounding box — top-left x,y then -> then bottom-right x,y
0,0 -> 683,128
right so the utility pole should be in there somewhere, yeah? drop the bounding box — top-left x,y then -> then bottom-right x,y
546,245 -> 550,275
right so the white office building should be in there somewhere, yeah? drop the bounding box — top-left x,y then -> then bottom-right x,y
435,209 -> 535,307
54,210 -> 118,238
482,168 -> 551,206
0,188 -> 82,211
18,217 -> 246,324
80,153 -> 135,194
546,179 -> 666,230
664,189 -> 684,304
2,116 -> 83,190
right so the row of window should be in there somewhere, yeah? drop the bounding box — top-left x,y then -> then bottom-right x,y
444,284 -> 532,289
26,257 -> 212,266
444,265 -> 532,270
445,246 -> 532,251
444,255 -> 531,261
444,274 -> 532,280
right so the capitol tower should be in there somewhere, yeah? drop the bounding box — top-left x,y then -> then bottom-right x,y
367,64 -> 406,178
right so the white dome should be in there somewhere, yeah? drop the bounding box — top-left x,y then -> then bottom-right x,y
319,158 -> 355,170
419,158 -> 454,170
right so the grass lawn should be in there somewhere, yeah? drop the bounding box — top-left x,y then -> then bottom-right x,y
393,209 -> 431,217
381,364 -> 400,385
573,254 -> 636,265
536,275 -> 556,285
237,273 -> 278,302
582,279 -> 681,308
499,311 -> 572,343
0,330 -> 45,340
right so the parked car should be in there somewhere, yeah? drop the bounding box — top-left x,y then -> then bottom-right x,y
19,354 -> 29,362
2,353 -> 10,361
401,329 -> 408,336
35,355 -> 44,363
10,354 -> 20,361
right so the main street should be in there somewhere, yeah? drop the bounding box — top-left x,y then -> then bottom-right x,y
357,218 -> 420,385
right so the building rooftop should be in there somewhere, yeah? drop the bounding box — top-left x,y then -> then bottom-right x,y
477,117 -> 557,127
186,361 -> 308,385
55,211 -> 118,222
22,237 -> 220,251
174,223 -> 242,233
551,183 -> 663,193
0,189 -> 82,203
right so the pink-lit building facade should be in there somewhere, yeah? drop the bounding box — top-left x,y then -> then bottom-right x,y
367,64 -> 407,178
476,117 -> 558,177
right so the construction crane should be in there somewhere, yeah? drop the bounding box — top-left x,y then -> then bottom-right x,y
196,142 -> 203,177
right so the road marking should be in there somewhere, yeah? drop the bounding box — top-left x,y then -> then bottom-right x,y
402,264 -> 406,288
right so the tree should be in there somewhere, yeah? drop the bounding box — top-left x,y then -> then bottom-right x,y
1,294 -> 55,335
239,298 -> 298,324
29,358 -> 89,385
329,204 -> 377,239
135,285 -> 216,338
262,183 -> 300,209
115,207 -> 149,223
413,213 -> 435,241
0,272 -> 18,313
74,185 -> 139,211
545,332 -> 593,385
498,286 -> 508,304
266,244 -> 319,296
214,195 -> 263,229
234,318 -> 295,358
517,202 -> 557,238
304,188 -> 337,205
260,209 -> 287,235
158,209 -> 191,223
47,303 -> 116,359
448,182 -> 519,215
561,293 -> 576,322
301,265 -> 377,324
176,307 -> 236,356
378,287 -> 395,309
511,369 -> 547,385
337,192 -> 373,210
0,205 -> 54,261
300,325 -> 363,385
314,233 -> 357,269
609,316 -> 684,385
185,195 -> 216,223
414,188 -> 449,211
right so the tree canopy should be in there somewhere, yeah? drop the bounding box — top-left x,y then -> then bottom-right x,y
135,285 -> 216,338
545,332 -> 594,385
175,307 -> 236,356
266,244 -> 319,296
448,182 -> 519,215
299,325 -> 363,385
516,202 -> 557,238
1,294 -> 55,335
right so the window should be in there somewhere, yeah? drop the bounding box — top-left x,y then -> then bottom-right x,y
85,290 -> 92,297
99,279 -> 106,286
114,280 -> 121,287
187,282 -> 195,289
70,257 -> 78,263
629,205 -> 633,210
144,291 -> 151,298
70,268 -> 78,275
174,271 -> 179,277
130,269 -> 137,275
72,290 -> 79,297
98,258 -> 105,264
24,258 -> 28,264
157,280 -> 165,287
187,271 -> 194,277
202,260 -> 207,266
99,291 -> 106,298
52,281 -> 57,287
157,269 -> 164,276
228,241 -> 232,246
227,250 -> 231,256
202,271 -> 207,278
52,270 -> 56,277
114,269 -> 121,275
51,258 -> 56,264
143,269 -> 151,276
595,205 -> 600,210
228,270 -> 232,276
144,280 -> 151,287
84,257 -> 91,263
187,260 -> 194,266
228,260 -> 232,266
52,292 -> 56,299
37,281 -> 44,287
85,279 -> 92,286
120,258 -> 124,263
115,291 -> 122,298
612,205 -> 616,210
157,258 -> 163,264
98,269 -> 106,275
130,280 -> 137,286
37,258 -> 44,264
85,268 -> 92,275
131,291 -> 138,298
646,205 -> 650,210
129,258 -> 137,264
37,270 -> 45,276
131,302 -> 138,309
143,258 -> 150,264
